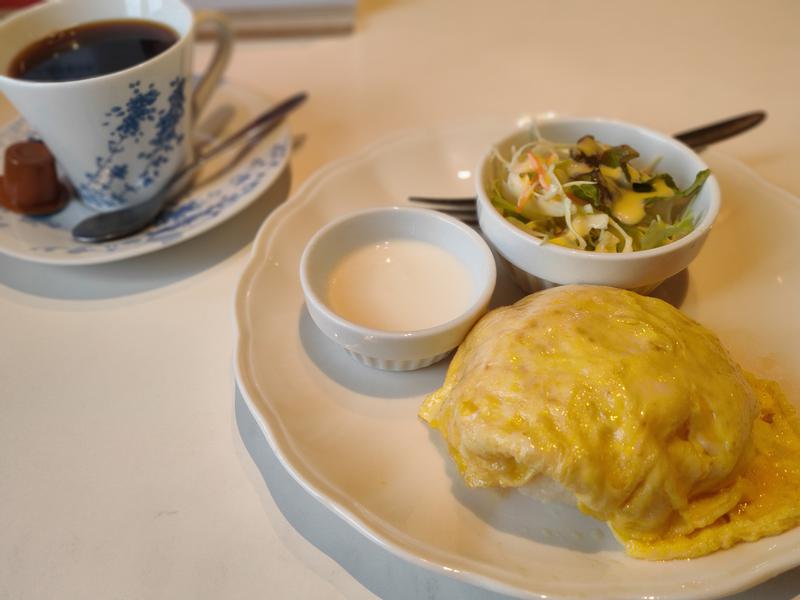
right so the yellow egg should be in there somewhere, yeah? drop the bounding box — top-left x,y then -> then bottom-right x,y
419,285 -> 800,560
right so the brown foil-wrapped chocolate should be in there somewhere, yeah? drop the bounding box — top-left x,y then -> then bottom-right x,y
0,141 -> 68,215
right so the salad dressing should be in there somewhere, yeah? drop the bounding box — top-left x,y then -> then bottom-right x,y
612,178 -> 675,225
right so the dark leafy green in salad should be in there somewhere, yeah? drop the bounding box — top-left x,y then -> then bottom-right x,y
489,133 -> 711,252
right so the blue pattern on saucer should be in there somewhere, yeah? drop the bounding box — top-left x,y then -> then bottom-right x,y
0,117 -> 290,260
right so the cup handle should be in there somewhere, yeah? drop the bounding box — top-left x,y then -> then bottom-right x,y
191,11 -> 233,122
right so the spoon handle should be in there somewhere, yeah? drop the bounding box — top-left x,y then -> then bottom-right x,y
673,111 -> 766,150
170,91 -> 307,186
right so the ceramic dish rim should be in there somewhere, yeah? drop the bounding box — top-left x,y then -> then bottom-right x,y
234,122 -> 800,600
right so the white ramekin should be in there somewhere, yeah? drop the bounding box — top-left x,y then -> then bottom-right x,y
300,206 -> 496,371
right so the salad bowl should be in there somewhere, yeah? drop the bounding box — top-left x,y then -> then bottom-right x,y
476,117 -> 721,293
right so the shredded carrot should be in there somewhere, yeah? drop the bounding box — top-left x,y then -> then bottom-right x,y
528,152 -> 550,188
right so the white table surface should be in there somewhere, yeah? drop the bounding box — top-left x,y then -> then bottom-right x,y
2,1 -> 799,598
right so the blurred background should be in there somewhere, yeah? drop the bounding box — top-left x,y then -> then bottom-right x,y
0,0 -> 357,36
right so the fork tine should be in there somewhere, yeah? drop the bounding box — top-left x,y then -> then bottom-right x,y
420,207 -> 478,225
408,196 -> 477,205
407,195 -> 479,225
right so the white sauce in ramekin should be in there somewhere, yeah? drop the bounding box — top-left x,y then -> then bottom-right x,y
326,238 -> 473,332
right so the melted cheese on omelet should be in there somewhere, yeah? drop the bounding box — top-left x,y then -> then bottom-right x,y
419,285 -> 800,560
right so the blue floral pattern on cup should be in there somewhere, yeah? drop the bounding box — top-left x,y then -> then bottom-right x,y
79,77 -> 187,210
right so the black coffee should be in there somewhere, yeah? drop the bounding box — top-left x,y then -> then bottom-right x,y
8,19 -> 178,82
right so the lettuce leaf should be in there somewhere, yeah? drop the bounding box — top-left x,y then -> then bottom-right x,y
569,183 -> 600,207
678,169 -> 711,199
639,215 -> 695,250
644,169 -> 711,223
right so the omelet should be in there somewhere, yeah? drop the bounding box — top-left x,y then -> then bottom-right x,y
419,285 -> 800,560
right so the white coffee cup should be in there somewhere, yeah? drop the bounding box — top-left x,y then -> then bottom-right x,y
0,0 -> 232,212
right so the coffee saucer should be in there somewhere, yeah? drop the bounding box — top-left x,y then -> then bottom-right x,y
0,80 -> 291,265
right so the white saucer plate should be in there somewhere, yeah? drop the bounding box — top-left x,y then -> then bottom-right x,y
0,80 -> 291,265
234,120 -> 800,600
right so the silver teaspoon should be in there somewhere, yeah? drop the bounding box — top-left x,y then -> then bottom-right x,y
72,91 -> 308,243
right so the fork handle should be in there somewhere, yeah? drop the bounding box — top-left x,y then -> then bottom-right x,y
673,111 -> 766,150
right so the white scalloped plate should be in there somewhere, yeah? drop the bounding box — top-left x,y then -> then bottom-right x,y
0,80 -> 290,265
234,120 -> 800,600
